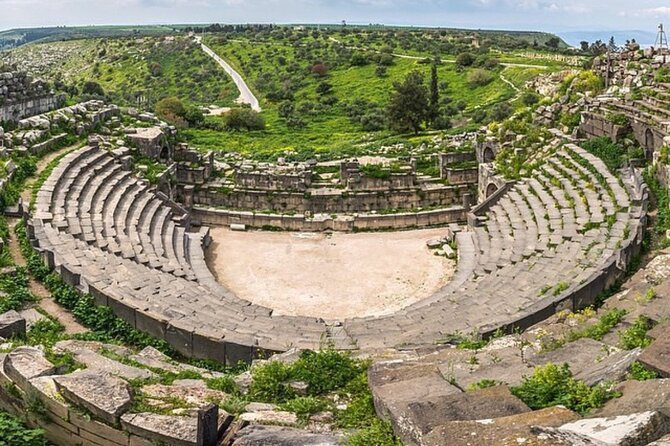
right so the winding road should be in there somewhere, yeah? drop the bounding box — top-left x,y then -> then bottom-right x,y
196,36 -> 261,112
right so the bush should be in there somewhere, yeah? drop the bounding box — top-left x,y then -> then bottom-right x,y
0,411 -> 52,446
223,109 -> 266,131
511,363 -> 620,415
581,137 -> 628,171
155,97 -> 187,127
489,102 -> 513,122
82,81 -> 104,97
619,316 -> 653,350
248,350 -> 368,403
467,69 -> 494,88
456,52 -> 475,67
521,92 -> 540,106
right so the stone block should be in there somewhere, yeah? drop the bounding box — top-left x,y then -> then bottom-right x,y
596,379 -> 670,417
54,370 -> 132,425
639,332 -> 670,378
399,385 -> 530,446
423,406 -> 579,446
231,425 -> 342,445
121,413 -> 198,446
3,346 -> 56,391
535,411 -> 670,446
0,310 -> 26,339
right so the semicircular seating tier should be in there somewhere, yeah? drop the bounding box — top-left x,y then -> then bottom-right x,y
29,144 -> 647,364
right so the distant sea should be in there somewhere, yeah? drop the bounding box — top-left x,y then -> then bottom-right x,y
557,30 -> 658,48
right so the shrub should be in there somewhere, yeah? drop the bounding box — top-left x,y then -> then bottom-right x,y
521,92 -> 540,106
0,411 -> 52,446
619,316 -> 653,350
456,52 -> 475,67
248,350 -> 368,403
627,361 -> 659,381
223,109 -> 265,131
581,137 -> 628,171
82,81 -> 104,97
467,69 -> 494,88
511,363 -> 620,414
155,97 -> 187,126
489,102 -> 513,122
311,63 -> 329,77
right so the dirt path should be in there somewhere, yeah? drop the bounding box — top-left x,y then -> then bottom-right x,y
21,144 -> 78,204
10,143 -> 88,334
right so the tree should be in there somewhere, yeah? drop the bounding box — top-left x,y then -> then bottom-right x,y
155,97 -> 186,122
608,36 -> 618,52
489,102 -> 513,122
224,109 -> 265,131
428,62 -> 440,125
545,37 -> 560,49
311,63 -> 329,77
386,70 -> 429,134
580,41 -> 590,52
455,52 -> 475,67
82,81 -> 104,97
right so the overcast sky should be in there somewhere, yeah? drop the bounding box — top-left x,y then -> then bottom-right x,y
1,0 -> 670,33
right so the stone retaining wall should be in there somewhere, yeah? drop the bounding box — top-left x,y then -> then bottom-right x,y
0,363 -> 155,446
191,185 -> 468,214
192,206 -> 467,232
579,112 -> 629,142
444,167 -> 478,185
0,94 -> 65,123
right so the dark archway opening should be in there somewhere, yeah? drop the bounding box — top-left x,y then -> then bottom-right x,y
486,183 -> 499,198
159,146 -> 170,161
483,147 -> 495,163
645,128 -> 655,161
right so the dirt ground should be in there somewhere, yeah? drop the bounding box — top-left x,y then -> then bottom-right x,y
206,228 -> 456,319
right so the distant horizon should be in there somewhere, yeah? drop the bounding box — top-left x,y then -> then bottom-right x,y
1,0 -> 669,37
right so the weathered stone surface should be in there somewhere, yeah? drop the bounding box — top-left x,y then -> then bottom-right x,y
596,379 -> 670,417
239,410 -> 299,426
536,411 -> 670,446
423,406 -> 579,446
232,425 -> 342,446
0,310 -> 26,339
121,412 -> 197,446
638,333 -> 670,378
369,360 -> 460,418
648,434 -> 670,445
54,340 -> 155,380
142,382 -> 227,409
130,346 -> 221,379
398,385 -> 530,445
18,308 -> 47,330
529,338 -> 639,386
54,370 -> 132,424
3,346 -> 56,390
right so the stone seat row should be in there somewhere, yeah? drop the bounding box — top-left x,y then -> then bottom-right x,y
37,147 -> 196,280
473,147 -> 629,275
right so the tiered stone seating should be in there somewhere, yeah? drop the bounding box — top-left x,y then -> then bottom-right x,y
40,147 -> 197,280
30,144 -> 646,361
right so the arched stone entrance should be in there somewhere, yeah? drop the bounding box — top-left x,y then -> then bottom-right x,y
486,183 -> 499,198
159,145 -> 170,161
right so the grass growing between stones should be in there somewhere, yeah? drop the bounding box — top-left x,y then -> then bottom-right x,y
231,350 -> 402,445
510,362 -> 620,415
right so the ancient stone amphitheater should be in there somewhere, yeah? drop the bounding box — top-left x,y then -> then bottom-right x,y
27,139 -> 646,365
7,44 -> 670,446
